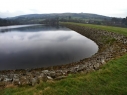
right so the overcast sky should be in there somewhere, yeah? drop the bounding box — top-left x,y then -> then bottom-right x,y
0,0 -> 127,18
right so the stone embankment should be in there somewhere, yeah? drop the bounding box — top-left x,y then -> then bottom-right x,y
0,23 -> 127,88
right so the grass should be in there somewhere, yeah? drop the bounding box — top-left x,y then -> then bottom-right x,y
62,22 -> 127,36
1,22 -> 127,95
2,54 -> 127,95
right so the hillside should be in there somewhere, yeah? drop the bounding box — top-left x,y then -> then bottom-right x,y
9,13 -> 111,19
6,13 -> 112,24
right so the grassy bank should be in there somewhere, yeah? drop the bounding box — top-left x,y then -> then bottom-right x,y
1,54 -> 127,95
1,22 -> 127,95
62,22 -> 127,36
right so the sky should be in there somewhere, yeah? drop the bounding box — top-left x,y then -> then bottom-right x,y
0,0 -> 127,18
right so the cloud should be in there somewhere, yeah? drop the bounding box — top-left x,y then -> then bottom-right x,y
0,11 -> 25,18
0,0 -> 127,18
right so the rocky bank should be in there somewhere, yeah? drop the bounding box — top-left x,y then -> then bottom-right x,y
0,23 -> 127,88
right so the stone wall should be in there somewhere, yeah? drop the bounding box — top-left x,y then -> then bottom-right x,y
0,23 -> 127,88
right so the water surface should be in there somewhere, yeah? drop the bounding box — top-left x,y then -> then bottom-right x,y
0,24 -> 98,70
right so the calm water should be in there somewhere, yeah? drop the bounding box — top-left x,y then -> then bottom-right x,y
0,24 -> 98,70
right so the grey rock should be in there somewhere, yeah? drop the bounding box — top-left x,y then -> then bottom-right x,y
47,76 -> 53,80
49,71 -> 56,78
13,77 -> 20,85
93,63 -> 100,70
31,77 -> 39,86
19,76 -> 30,85
3,78 -> 12,82
38,73 -> 47,82
55,76 -> 67,80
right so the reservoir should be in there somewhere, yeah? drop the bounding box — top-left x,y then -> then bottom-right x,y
0,24 -> 98,70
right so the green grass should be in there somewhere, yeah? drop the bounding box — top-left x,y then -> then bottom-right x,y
2,54 -> 127,95
62,22 -> 127,36
1,22 -> 127,95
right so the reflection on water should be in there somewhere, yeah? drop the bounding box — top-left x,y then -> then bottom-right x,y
0,25 -> 98,70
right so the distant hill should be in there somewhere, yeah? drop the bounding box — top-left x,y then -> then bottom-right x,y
9,13 -> 111,19
6,13 -> 112,24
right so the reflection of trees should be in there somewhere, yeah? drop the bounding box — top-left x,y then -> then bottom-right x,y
0,25 -> 61,33
0,29 -> 11,33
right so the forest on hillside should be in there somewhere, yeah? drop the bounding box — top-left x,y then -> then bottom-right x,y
0,13 -> 127,27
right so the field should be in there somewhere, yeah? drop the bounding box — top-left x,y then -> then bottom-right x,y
66,22 -> 127,36
1,22 -> 127,95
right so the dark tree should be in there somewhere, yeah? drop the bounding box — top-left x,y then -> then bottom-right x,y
122,17 -> 127,25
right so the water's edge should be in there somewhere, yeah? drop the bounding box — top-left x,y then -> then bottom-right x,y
0,25 -> 98,70
0,23 -> 127,87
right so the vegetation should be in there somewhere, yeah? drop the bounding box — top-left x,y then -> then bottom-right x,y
122,17 -> 127,25
1,53 -> 127,95
1,13 -> 127,27
1,22 -> 127,95
0,18 -> 19,26
4,13 -> 110,25
62,22 -> 127,36
1,13 -> 124,27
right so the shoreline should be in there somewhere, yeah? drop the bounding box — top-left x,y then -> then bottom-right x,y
0,22 -> 127,87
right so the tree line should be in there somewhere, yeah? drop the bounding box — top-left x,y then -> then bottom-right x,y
122,17 -> 127,25
0,16 -> 127,27
0,18 -> 19,26
59,16 -> 127,27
